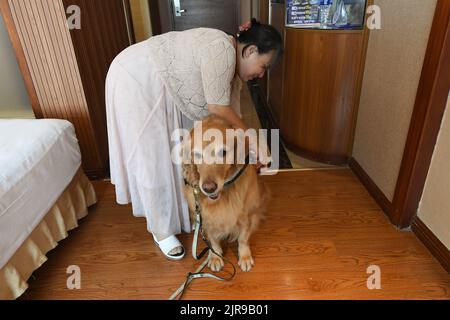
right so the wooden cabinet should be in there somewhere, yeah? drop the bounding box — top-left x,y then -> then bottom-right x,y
281,28 -> 368,164
262,2 -> 370,165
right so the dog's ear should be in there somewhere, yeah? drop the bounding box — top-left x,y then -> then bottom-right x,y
181,128 -> 200,185
182,163 -> 199,186
180,127 -> 195,164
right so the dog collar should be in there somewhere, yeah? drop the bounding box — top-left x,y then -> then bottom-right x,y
223,154 -> 250,189
183,154 -> 251,190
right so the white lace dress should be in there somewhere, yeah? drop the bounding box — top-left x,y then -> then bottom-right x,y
105,28 -> 241,239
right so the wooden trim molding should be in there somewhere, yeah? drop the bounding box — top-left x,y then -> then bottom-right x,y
349,157 -> 394,220
391,0 -> 450,228
411,217 -> 450,274
84,168 -> 108,181
122,0 -> 136,44
285,140 -> 349,166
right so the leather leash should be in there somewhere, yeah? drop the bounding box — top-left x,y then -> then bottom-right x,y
169,156 -> 251,300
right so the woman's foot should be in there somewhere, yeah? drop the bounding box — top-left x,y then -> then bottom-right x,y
152,234 -> 185,260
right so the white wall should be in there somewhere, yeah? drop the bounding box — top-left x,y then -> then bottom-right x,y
352,0 -> 437,200
0,13 -> 33,118
417,93 -> 450,250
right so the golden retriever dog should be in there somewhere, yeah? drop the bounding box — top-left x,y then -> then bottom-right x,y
182,115 -> 270,272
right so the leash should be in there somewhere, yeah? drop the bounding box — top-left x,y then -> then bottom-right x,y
169,157 -> 251,300
169,185 -> 236,300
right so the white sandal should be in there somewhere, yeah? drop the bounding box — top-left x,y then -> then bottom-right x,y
152,234 -> 185,261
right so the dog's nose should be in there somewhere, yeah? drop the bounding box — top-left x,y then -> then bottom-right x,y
202,181 -> 218,194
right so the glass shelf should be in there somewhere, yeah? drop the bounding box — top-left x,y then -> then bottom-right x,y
285,0 -> 367,30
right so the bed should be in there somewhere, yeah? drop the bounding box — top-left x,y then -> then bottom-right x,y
0,119 -> 97,299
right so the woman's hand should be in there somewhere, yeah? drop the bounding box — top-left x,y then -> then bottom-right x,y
208,104 -> 271,174
250,143 -> 272,174
207,104 -> 248,132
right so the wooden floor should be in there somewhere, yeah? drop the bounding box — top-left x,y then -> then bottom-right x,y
21,169 -> 450,300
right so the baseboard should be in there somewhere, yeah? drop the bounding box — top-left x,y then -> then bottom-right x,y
350,157 -> 450,273
349,157 -> 394,221
84,168 -> 107,180
412,217 -> 450,274
283,139 -> 350,165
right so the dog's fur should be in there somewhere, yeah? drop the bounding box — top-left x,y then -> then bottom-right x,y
182,115 -> 270,272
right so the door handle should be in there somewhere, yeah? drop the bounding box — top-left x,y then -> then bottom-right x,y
173,0 -> 186,17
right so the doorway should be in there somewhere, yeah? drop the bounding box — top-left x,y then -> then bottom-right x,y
148,0 -> 239,35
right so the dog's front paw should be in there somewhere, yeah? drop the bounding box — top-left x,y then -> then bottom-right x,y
238,255 -> 254,272
208,255 -> 224,272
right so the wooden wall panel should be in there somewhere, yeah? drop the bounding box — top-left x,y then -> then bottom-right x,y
6,0 -> 102,174
267,1 -> 285,125
258,0 -> 269,98
61,0 -> 132,178
3,0 -> 132,178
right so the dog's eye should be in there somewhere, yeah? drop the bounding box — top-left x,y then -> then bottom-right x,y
193,151 -> 202,159
217,149 -> 227,158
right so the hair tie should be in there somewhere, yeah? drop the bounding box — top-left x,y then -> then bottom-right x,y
238,21 -> 252,33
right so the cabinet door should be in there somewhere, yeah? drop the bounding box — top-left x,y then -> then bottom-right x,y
281,28 -> 365,164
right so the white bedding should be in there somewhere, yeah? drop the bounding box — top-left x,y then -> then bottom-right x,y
0,119 -> 81,269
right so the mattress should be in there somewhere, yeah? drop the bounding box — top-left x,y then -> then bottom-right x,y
0,119 -> 81,269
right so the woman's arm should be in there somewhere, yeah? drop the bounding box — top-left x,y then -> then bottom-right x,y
208,104 -> 265,171
207,104 -> 248,131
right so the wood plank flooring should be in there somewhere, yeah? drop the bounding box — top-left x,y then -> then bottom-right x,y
21,169 -> 450,300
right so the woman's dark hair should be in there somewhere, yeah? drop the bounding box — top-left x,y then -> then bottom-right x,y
236,18 -> 283,63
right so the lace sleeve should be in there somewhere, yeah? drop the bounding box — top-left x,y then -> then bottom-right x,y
200,39 -> 236,106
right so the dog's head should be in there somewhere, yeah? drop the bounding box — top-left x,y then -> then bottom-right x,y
181,115 -> 249,201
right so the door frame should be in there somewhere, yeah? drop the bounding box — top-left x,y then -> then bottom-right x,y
391,0 -> 450,229
123,0 -> 136,44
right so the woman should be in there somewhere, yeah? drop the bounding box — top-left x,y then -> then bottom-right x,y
105,19 -> 282,260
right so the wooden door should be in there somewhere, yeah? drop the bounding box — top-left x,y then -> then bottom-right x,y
155,0 -> 239,35
61,0 -> 132,178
